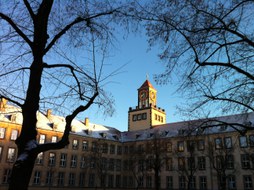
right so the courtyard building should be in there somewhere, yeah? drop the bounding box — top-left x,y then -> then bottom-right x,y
0,80 -> 253,190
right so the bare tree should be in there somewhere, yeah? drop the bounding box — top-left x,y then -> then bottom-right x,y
207,136 -> 238,190
144,132 -> 168,190
0,1 -> 129,189
130,0 -> 254,126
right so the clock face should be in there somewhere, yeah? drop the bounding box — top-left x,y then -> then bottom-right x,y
140,90 -> 147,100
151,91 -> 155,99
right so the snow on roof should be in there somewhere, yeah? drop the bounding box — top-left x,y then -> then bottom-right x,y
0,104 -> 253,142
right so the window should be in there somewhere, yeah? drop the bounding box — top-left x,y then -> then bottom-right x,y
79,173 -> 85,187
187,141 -> 195,152
0,146 -> 2,160
137,144 -> 144,153
102,143 -> 108,153
138,176 -> 144,187
249,135 -> 254,147
239,136 -> 248,148
88,173 -> 95,187
33,171 -> 41,184
48,152 -> 56,166
178,157 -> 185,170
108,174 -> 114,187
70,155 -> 77,168
91,142 -> 97,152
117,145 -> 122,155
90,157 -> 95,168
116,175 -> 121,187
72,139 -> 79,149
167,142 -> 172,152
51,136 -> 57,143
146,176 -> 152,188
0,127 -> 6,139
178,141 -> 184,152
188,157 -> 195,170
82,140 -> 88,151
60,153 -> 67,167
116,159 -> 121,171
166,158 -> 173,171
216,156 -> 223,169
39,134 -> 46,144
123,160 -> 128,170
179,176 -> 186,190
57,172 -> 65,186
7,148 -> 15,162
124,146 -> 129,154
226,155 -> 234,169
243,175 -> 252,190
68,173 -> 75,186
109,158 -> 114,171
228,175 -> 236,190
110,144 -> 115,154
166,176 -> 173,190
2,169 -> 11,184
129,176 -> 134,188
36,152 -> 43,164
198,156 -> 206,170
190,176 -> 196,190
80,156 -> 86,168
142,113 -> 147,120
132,114 -> 137,121
10,129 -> 18,140
215,138 -> 223,149
46,171 -> 53,185
138,159 -> 144,171
224,137 -> 232,149
241,154 -> 250,169
198,139 -> 205,150
199,176 -> 207,190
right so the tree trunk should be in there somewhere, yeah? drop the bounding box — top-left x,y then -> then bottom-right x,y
9,151 -> 38,190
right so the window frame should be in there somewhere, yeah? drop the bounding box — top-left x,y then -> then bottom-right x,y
239,136 -> 248,148
215,138 -> 223,149
33,171 -> 41,185
7,147 -> 16,162
10,129 -> 18,141
0,127 -> 6,139
48,152 -> 56,166
72,139 -> 79,149
177,141 -> 184,152
60,153 -> 67,167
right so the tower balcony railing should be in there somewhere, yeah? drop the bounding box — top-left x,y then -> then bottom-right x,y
129,104 -> 165,112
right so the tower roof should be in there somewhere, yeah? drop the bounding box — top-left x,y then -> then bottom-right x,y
138,80 -> 155,90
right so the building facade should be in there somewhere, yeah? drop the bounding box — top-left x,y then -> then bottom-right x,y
0,80 -> 254,190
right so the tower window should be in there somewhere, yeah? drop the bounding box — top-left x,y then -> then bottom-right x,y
137,114 -> 142,120
133,115 -> 137,121
142,113 -> 147,120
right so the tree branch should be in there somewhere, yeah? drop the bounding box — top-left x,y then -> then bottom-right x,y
23,0 -> 35,21
0,13 -> 32,48
197,61 -> 254,81
45,10 -> 117,54
37,90 -> 99,153
0,95 -> 23,108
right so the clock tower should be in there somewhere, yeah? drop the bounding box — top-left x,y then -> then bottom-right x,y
128,80 -> 166,131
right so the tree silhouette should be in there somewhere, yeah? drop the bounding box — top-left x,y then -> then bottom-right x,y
0,1 -> 128,189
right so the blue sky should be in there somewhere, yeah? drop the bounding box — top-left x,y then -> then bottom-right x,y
80,32 -> 184,131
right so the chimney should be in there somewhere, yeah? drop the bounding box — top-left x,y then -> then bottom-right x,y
84,117 -> 89,126
0,98 -> 7,111
46,109 -> 52,118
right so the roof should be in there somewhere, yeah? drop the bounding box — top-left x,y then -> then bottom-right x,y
0,104 -> 253,143
138,80 -> 155,90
